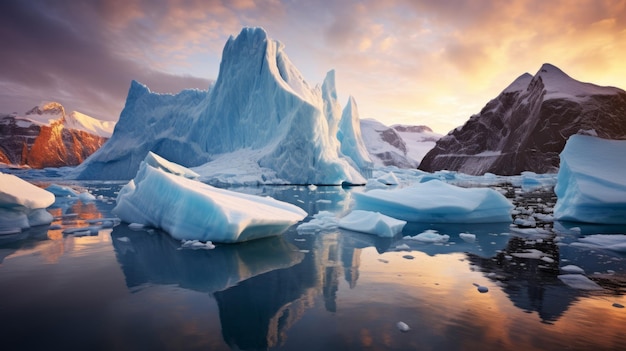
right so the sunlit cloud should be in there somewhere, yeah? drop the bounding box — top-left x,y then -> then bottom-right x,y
1,0 -> 625,133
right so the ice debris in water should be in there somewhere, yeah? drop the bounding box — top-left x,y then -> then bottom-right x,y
459,232 -> 476,242
558,274 -> 603,290
571,234 -> 626,252
396,321 -> 410,332
296,211 -> 339,233
338,210 -> 406,237
561,265 -> 585,274
352,180 -> 513,223
181,239 -> 216,250
406,230 -> 450,243
554,135 -> 626,224
113,152 -> 306,243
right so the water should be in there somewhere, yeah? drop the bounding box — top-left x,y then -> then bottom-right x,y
1,182 -> 625,350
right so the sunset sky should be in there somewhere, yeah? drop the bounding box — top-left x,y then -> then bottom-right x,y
1,0 -> 625,134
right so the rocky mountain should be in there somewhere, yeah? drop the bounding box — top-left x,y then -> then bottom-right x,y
0,102 -> 114,168
360,118 -> 441,168
419,63 -> 626,175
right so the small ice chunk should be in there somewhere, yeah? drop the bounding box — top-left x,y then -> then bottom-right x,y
406,229 -> 449,243
396,321 -> 410,332
459,232 -> 476,242
396,243 -> 410,250
558,274 -> 603,290
377,171 -> 399,185
574,234 -> 626,252
128,223 -> 146,230
117,236 -> 130,242
561,265 -> 585,274
78,191 -> 96,202
181,239 -> 215,250
338,210 -> 406,237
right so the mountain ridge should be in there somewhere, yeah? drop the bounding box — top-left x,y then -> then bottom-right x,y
418,63 -> 626,175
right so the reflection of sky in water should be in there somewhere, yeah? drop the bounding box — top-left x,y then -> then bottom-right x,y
0,183 -> 625,350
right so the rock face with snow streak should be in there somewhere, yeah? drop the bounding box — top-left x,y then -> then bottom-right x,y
77,27 -> 368,185
0,102 -> 113,168
419,64 -> 626,175
554,135 -> 626,224
360,118 -> 441,168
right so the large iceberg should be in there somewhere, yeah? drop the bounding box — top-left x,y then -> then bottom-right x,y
0,173 -> 54,232
112,153 -> 307,243
76,27 -> 367,185
352,180 -> 513,223
554,134 -> 626,223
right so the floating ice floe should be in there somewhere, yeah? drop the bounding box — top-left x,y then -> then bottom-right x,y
338,210 -> 406,237
558,274 -> 603,290
352,180 -> 513,223
46,184 -> 96,202
459,232 -> 476,242
561,265 -> 585,274
406,229 -> 450,243
113,153 -> 307,243
570,234 -> 626,252
0,173 -> 54,232
296,211 -> 339,233
554,135 -> 626,224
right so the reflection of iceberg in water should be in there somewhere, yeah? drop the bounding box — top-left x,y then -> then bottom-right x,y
110,225 -> 305,294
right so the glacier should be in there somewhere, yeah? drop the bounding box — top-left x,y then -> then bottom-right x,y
112,153 -> 307,243
352,180 -> 513,223
0,173 -> 54,232
76,27 -> 369,185
553,134 -> 626,224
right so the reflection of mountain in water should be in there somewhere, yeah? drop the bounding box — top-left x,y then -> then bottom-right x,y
468,235 -> 577,323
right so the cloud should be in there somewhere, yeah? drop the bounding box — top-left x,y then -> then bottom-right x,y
1,0 -> 626,133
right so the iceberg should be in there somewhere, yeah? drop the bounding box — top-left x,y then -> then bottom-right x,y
0,173 -> 54,231
112,153 -> 307,243
554,135 -> 626,224
352,180 -> 513,223
338,210 -> 406,237
77,27 -> 367,185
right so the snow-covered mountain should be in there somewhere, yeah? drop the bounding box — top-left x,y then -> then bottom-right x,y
419,63 -> 626,175
0,102 -> 114,168
360,118 -> 441,168
76,27 -> 371,184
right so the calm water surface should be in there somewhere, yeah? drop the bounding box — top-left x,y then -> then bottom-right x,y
0,182 -> 625,351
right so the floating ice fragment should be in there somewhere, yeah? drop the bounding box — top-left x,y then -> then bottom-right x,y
352,180 -> 513,223
117,237 -> 130,242
558,274 -> 603,290
396,243 -> 410,250
396,321 -> 410,332
181,239 -> 216,250
128,223 -> 146,230
572,234 -> 626,252
338,210 -> 406,237
406,230 -> 449,243
459,232 -> 476,242
561,265 -> 585,274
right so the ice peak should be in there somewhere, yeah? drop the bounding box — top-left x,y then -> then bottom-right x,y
322,70 -> 338,101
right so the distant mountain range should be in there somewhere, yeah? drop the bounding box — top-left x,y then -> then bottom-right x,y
360,119 -> 441,168
0,102 -> 114,168
419,63 -> 626,175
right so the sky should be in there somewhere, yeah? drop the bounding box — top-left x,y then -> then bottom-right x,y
1,0 -> 625,134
